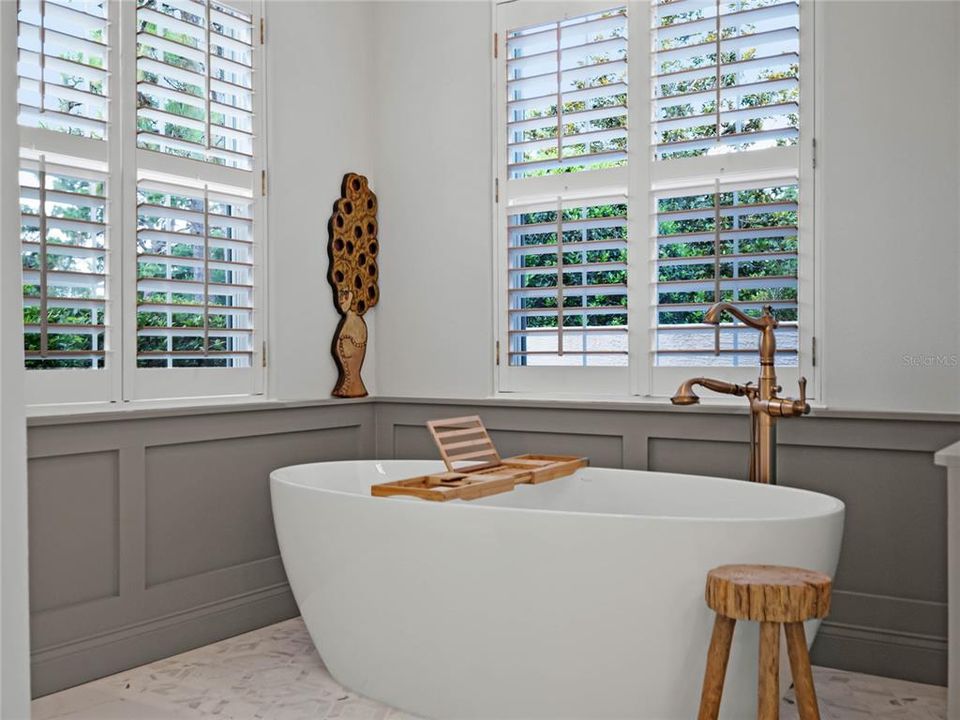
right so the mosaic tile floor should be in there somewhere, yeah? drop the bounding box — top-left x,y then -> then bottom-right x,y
32,618 -> 946,720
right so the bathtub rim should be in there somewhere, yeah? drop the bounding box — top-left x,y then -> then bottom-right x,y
270,459 -> 845,525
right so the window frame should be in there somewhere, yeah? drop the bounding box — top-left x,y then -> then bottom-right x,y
19,0 -> 268,409
493,0 -> 819,400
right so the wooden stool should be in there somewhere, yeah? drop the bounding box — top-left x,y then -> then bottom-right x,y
697,564 -> 832,720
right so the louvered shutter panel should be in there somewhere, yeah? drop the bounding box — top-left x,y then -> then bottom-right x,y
508,197 -> 628,366
500,3 -> 630,385
17,0 -> 110,139
20,159 -> 109,369
652,0 -> 799,160
136,179 -> 254,368
136,0 -> 254,170
506,7 -> 627,178
654,178 -> 798,366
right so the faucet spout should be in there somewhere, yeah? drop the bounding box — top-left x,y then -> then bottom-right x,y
670,377 -> 749,406
704,302 -> 778,367
704,302 -> 777,331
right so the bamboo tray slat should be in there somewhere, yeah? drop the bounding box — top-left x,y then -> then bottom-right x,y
498,454 -> 588,484
371,471 -> 518,502
426,415 -> 501,472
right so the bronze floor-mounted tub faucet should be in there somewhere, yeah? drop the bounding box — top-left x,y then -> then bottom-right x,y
670,302 -> 810,484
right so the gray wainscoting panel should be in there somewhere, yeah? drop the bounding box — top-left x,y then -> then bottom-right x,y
145,426 -> 361,586
29,451 -> 120,613
28,402 -> 375,697
779,445 -> 947,607
648,437 -> 750,480
26,397 -> 957,696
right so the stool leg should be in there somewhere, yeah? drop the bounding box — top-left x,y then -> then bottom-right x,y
784,622 -> 821,720
697,615 -> 736,720
758,621 -> 780,720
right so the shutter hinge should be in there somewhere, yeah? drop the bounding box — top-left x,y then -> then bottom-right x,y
261,169 -> 267,196
262,340 -> 268,368
260,17 -> 265,45
812,137 -> 817,169
495,177 -> 499,203
493,32 -> 498,59
495,340 -> 500,366
811,336 -> 817,367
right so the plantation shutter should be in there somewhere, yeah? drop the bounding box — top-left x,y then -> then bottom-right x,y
135,179 -> 255,368
498,2 -> 630,391
20,159 -> 110,370
508,196 -> 628,366
654,178 -> 798,366
133,0 -> 262,400
651,0 -> 799,160
506,8 -> 628,177
136,0 -> 254,170
648,0 -> 810,392
17,0 -> 110,140
16,0 -> 118,404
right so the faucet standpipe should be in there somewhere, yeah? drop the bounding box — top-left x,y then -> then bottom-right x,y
670,304 -> 811,484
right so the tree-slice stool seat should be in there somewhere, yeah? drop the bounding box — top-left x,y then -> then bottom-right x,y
697,564 -> 832,720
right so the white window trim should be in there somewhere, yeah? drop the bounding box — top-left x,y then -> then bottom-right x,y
20,0 -> 269,409
493,0 -> 821,400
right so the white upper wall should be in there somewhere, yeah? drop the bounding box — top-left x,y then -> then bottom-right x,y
266,0 -> 378,400
371,0 -> 495,399
817,0 -> 960,413
266,0 -> 960,414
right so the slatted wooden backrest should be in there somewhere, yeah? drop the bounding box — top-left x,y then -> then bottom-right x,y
426,415 -> 502,472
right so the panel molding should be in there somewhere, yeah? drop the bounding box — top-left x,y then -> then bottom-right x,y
28,450 -> 121,613
143,425 -> 362,586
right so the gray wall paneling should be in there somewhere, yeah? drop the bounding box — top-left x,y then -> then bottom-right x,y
28,403 -> 374,697
28,399 -> 957,695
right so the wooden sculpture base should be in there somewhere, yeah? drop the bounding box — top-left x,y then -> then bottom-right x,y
331,309 -> 367,398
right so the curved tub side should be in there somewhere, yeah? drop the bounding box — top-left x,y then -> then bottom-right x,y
271,470 -> 844,720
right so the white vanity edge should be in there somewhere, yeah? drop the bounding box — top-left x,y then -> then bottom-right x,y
935,439 -> 960,718
935,439 -> 960,467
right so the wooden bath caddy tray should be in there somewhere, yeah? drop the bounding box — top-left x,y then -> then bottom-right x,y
370,415 -> 588,502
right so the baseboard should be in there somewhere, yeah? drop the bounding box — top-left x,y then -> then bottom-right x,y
813,620 -> 947,686
30,585 -> 298,698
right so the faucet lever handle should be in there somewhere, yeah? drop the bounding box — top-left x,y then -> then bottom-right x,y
796,376 -> 810,414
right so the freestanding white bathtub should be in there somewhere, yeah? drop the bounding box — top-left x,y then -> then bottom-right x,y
271,460 -> 844,720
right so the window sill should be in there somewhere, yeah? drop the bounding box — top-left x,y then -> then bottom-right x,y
378,392 -> 764,415
378,394 -> 960,423
25,393 -> 960,427
26,394 -> 373,426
